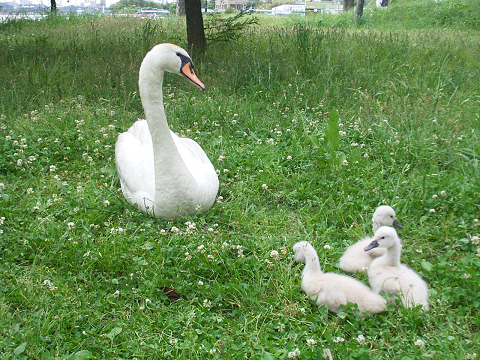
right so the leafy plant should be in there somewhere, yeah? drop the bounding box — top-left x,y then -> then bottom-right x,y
308,109 -> 359,168
204,11 -> 258,43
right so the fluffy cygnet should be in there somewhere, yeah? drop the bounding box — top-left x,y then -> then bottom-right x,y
339,205 -> 403,274
364,226 -> 429,312
293,241 -> 386,317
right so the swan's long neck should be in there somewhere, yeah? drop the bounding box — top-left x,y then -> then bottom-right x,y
303,248 -> 322,277
139,58 -> 197,209
383,241 -> 402,267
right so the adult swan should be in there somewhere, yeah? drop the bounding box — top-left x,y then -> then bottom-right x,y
115,43 -> 219,219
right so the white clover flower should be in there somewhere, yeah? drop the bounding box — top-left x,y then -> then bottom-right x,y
471,236 -> 479,246
262,184 -> 268,190
300,308 -> 305,313
67,222 -> 74,230
364,153 -> 369,158
287,348 -> 300,358
432,194 -> 438,199
343,160 -> 348,166
170,226 -> 180,234
217,155 -> 226,161
26,188 -> 34,194
429,209 -> 436,213
198,280 -> 203,286
28,156 -> 36,161
306,338 -> 317,346
49,165 -> 56,172
270,250 -> 279,259
281,247 -> 288,255
324,244 -> 331,250
185,252 -> 192,260
333,337 -> 345,343
103,200 -> 110,207
414,339 -> 425,347
169,338 -> 179,345
287,155 -> 292,160
17,159 -> 23,166
441,190 -> 446,196
356,334 -> 366,344
203,299 -> 212,309
0,183 -> 4,189
207,254 -> 214,260
145,298 -> 151,305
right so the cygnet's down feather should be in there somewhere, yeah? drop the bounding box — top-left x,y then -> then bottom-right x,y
364,226 -> 429,312
293,241 -> 386,317
339,205 -> 403,274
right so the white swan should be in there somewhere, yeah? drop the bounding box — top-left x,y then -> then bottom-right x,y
293,241 -> 386,317
339,205 -> 403,274
115,43 -> 219,219
364,226 -> 429,311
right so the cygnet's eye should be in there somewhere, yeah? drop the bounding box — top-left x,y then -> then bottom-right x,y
381,236 -> 385,239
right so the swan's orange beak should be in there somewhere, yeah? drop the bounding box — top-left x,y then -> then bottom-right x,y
181,62 -> 205,90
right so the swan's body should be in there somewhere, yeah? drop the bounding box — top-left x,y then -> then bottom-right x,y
115,43 -> 219,219
364,226 -> 429,312
293,241 -> 386,317
339,205 -> 403,273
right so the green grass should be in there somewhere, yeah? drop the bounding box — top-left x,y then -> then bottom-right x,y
1,1 -> 479,358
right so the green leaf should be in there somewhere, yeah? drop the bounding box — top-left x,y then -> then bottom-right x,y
14,342 -> 27,356
106,327 -> 122,341
65,350 -> 94,360
140,242 -> 154,250
325,109 -> 340,153
421,261 -> 433,271
261,350 -> 276,360
308,134 -> 322,149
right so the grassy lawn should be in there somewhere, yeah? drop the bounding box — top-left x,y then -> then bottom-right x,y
0,0 -> 479,358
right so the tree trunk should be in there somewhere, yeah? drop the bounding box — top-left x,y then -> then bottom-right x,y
50,0 -> 57,12
185,0 -> 206,51
176,0 -> 185,16
343,0 -> 354,11
355,0 -> 365,21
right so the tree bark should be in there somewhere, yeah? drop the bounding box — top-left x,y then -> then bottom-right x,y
343,0 -> 354,11
50,0 -> 57,12
355,0 -> 365,21
176,0 -> 185,16
185,0 -> 206,51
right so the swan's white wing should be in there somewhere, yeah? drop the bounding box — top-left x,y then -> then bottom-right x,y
115,119 -> 155,212
171,132 -> 219,202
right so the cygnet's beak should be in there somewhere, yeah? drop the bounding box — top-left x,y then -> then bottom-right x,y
364,240 -> 379,252
393,219 -> 403,229
180,62 -> 205,90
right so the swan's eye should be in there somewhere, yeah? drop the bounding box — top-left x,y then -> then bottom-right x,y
381,236 -> 385,239
176,52 -> 194,69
